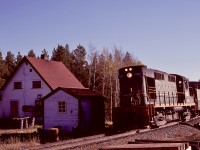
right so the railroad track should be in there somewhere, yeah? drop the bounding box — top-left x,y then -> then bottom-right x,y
27,130 -> 138,150
25,117 -> 200,150
27,134 -> 105,150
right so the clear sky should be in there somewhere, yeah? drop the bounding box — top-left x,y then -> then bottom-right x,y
0,0 -> 200,81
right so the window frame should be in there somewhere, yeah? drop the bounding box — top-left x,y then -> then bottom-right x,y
168,75 -> 176,82
154,72 -> 165,80
32,81 -> 41,89
58,101 -> 66,113
14,81 -> 22,89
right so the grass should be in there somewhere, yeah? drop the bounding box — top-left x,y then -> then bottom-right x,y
0,127 -> 41,150
0,136 -> 40,150
0,127 -> 38,135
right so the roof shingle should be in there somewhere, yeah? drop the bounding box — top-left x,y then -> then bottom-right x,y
42,87 -> 105,101
26,56 -> 85,90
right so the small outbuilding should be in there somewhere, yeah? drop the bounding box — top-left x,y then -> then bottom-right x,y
43,87 -> 105,134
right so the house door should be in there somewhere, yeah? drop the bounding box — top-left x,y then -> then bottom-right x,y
10,101 -> 19,117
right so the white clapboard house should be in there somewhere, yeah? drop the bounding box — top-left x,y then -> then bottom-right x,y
0,56 -> 85,118
42,87 -> 105,133
0,56 -> 105,133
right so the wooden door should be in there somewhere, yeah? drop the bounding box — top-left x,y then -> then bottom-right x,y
10,101 -> 19,117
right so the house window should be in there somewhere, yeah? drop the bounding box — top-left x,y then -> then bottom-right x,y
32,81 -> 41,88
14,82 -> 22,89
58,101 -> 66,113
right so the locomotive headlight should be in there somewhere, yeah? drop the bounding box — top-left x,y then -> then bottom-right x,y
127,72 -> 132,78
125,68 -> 128,72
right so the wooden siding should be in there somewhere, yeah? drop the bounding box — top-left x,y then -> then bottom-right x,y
44,90 -> 79,132
79,99 -> 91,129
1,61 -> 51,118
79,98 -> 105,133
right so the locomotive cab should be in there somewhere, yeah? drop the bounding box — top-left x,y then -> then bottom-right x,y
116,65 -> 154,129
189,81 -> 200,114
172,74 -> 194,104
173,74 -> 188,103
118,65 -> 146,107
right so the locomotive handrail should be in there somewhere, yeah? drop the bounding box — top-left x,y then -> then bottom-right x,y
147,86 -> 156,89
121,92 -> 145,96
146,91 -> 184,107
176,92 -> 185,94
121,90 -> 188,107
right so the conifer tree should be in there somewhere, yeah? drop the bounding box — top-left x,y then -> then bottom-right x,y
51,44 -> 72,70
5,51 -> 16,76
28,49 -> 36,57
0,52 -> 9,88
41,49 -> 49,59
16,52 -> 23,65
71,44 -> 88,87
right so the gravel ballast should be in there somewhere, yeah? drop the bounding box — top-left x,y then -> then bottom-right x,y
74,117 -> 200,150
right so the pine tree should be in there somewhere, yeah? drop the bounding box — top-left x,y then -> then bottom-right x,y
71,44 -> 88,87
0,52 -> 9,88
5,51 -> 16,76
41,49 -> 49,60
16,52 -> 23,65
28,49 -> 36,57
51,44 -> 73,70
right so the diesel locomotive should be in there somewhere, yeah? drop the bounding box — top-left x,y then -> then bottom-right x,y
113,65 -> 200,129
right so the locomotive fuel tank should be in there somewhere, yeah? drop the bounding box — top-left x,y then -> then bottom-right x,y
173,107 -> 184,112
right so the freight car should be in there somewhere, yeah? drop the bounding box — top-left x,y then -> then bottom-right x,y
113,65 -> 197,130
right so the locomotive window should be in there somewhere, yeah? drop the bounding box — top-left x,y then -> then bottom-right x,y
161,74 -> 164,80
154,72 -> 164,80
184,80 -> 188,89
189,87 -> 194,96
168,75 -> 175,82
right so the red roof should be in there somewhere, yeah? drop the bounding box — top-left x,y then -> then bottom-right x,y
26,56 -> 85,90
42,87 -> 105,101
62,88 -> 102,98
